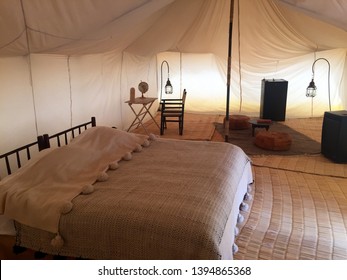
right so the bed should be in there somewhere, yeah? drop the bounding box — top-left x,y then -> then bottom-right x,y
0,117 -> 253,259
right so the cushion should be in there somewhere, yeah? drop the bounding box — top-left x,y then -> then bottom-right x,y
254,131 -> 292,151
229,115 -> 251,130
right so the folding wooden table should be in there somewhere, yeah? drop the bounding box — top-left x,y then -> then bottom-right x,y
125,97 -> 159,134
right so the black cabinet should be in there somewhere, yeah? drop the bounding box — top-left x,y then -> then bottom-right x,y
260,79 -> 288,121
321,110 -> 347,163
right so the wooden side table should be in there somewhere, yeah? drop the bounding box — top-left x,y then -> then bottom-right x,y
249,119 -> 272,136
125,97 -> 159,134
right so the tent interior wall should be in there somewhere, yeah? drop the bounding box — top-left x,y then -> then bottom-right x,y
1,0 -> 347,156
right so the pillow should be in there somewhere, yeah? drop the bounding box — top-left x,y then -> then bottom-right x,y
70,126 -> 149,153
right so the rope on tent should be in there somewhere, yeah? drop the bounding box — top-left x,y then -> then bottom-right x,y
119,52 -> 125,129
236,0 -> 243,113
20,0 -> 39,136
180,52 -> 183,98
26,55 -> 39,137
0,30 -> 26,51
67,56 -> 73,129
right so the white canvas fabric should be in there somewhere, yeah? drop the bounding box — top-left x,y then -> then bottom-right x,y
1,0 -> 347,156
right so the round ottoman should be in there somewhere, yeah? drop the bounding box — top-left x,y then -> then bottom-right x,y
254,131 -> 292,151
229,115 -> 250,130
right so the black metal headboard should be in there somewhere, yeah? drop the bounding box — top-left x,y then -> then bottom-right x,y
0,138 -> 44,176
0,117 -> 96,177
46,117 -> 96,148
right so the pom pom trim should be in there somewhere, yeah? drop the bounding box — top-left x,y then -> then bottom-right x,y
134,144 -> 143,152
122,152 -> 132,161
109,161 -> 119,170
232,243 -> 239,254
239,202 -> 249,212
97,171 -> 109,182
149,133 -> 157,141
51,234 -> 64,248
142,139 -> 150,147
60,202 -> 73,214
81,184 -> 94,194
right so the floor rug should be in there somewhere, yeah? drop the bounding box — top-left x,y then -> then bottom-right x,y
132,113 -> 218,141
215,121 -> 321,156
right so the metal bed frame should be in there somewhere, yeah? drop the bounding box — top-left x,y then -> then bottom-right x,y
0,117 -> 96,177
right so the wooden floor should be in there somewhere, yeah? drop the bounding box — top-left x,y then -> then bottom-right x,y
1,114 -> 346,260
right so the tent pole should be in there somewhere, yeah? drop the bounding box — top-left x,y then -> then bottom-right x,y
225,0 -> 234,142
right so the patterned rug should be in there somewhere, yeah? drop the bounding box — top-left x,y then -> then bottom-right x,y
214,121 -> 321,156
132,113 -> 218,141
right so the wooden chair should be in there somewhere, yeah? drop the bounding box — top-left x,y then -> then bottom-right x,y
160,89 -> 187,135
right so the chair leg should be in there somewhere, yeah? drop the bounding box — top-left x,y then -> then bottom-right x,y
160,115 -> 164,135
179,116 -> 183,135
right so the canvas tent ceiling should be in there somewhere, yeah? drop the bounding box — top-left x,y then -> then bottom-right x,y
1,0 -> 347,156
0,0 -> 228,57
279,0 -> 347,32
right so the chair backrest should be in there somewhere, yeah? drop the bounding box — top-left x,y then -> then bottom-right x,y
182,89 -> 187,104
160,89 -> 187,135
161,89 -> 187,114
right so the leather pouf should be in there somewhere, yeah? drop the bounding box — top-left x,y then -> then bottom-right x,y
229,115 -> 251,130
254,131 -> 292,151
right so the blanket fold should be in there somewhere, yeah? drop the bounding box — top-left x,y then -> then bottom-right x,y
0,127 -> 149,233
